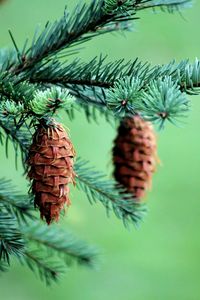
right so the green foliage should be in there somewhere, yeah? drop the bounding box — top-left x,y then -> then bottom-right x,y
0,72 -> 36,103
23,250 -> 64,285
179,58 -> 200,94
29,87 -> 75,116
20,221 -> 99,284
29,55 -> 134,87
0,0 -> 196,127
0,179 -> 99,284
0,48 -> 17,72
103,0 -> 192,15
26,56 -> 200,127
0,178 -> 34,223
106,76 -> 143,116
5,0 -> 191,77
0,209 -> 25,264
75,158 -> 146,228
23,222 -> 98,268
0,115 -> 31,163
106,75 -> 189,127
0,100 -> 24,119
136,0 -> 192,12
138,77 -> 189,127
103,0 -> 134,15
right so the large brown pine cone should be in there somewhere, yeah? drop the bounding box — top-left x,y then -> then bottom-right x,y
28,120 -> 76,224
113,116 -> 158,200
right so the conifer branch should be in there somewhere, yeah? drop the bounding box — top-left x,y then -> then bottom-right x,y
29,56 -> 146,88
10,0 -> 135,75
0,49 -> 17,72
0,179 -> 35,223
50,58 -> 199,125
29,57 -> 200,95
0,1 -> 195,128
23,222 -> 98,268
0,72 -> 36,103
0,179 -> 98,281
75,158 -> 146,228
0,209 -> 25,264
1,57 -> 199,140
0,117 -> 30,158
6,0 -> 190,76
135,0 -> 191,12
23,250 -> 63,285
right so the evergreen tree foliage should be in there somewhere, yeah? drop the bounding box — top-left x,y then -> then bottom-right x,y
0,0 -> 198,284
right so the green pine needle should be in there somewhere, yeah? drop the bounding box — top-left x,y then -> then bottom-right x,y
75,158 -> 146,228
0,178 -> 35,223
0,100 -> 25,118
103,0 -> 134,15
29,87 -> 75,116
22,222 -> 99,269
0,209 -> 25,264
137,76 -> 189,128
23,250 -> 64,285
106,76 -> 144,116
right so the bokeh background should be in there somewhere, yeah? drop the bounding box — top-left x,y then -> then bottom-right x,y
1,0 -> 200,299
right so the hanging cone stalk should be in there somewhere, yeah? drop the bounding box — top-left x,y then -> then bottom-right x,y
28,119 -> 76,224
113,116 -> 158,200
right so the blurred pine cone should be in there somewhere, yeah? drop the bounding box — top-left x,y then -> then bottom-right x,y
113,116 -> 158,200
28,120 -> 76,224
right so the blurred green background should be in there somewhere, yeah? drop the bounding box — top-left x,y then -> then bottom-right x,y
1,0 -> 200,299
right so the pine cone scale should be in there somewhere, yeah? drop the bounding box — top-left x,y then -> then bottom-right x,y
28,121 -> 76,224
113,116 -> 158,200
29,156 -> 73,168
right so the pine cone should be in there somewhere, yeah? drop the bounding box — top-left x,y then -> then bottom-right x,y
113,116 -> 158,200
28,120 -> 76,224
